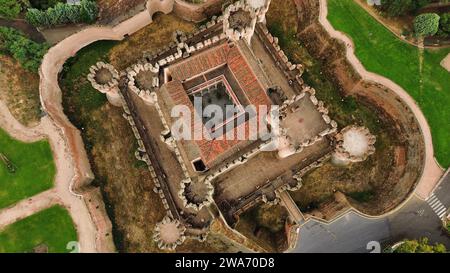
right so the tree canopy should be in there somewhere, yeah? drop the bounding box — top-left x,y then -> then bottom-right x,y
378,0 -> 432,17
0,0 -> 22,19
26,0 -> 98,27
0,26 -> 48,72
437,13 -> 450,37
414,13 -> 440,37
394,238 -> 447,253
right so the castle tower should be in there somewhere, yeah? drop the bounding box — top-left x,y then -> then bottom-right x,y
223,0 -> 271,45
87,62 -> 122,107
126,62 -> 160,105
248,0 -> 272,23
153,216 -> 186,250
332,125 -> 376,165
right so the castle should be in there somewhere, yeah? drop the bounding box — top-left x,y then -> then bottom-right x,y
88,0 -> 375,250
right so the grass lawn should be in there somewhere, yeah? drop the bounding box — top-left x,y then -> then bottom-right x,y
0,205 -> 77,253
327,0 -> 450,168
0,129 -> 55,208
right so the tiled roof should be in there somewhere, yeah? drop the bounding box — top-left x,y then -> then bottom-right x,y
170,43 -> 229,81
165,42 -> 271,167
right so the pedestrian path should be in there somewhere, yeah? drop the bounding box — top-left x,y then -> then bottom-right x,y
426,194 -> 448,219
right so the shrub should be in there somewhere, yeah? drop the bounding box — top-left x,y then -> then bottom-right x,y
0,27 -> 48,72
25,0 -> 98,27
414,13 -> 440,37
394,237 -> 447,253
0,0 -> 22,19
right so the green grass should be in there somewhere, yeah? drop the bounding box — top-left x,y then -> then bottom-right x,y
327,0 -> 450,168
61,41 -> 117,153
61,41 -> 116,126
0,205 -> 77,253
0,129 -> 55,208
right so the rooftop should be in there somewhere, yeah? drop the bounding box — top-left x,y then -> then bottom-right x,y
161,41 -> 271,168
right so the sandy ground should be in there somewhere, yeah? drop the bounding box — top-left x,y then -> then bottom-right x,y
318,0 -> 444,200
440,53 -> 450,72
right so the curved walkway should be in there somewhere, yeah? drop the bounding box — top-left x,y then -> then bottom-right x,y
0,101 -> 44,143
0,101 -> 97,252
319,0 -> 444,200
0,189 -> 60,229
35,0 -> 175,252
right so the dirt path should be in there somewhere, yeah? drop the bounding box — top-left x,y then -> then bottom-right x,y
319,0 -> 444,200
0,101 -> 44,142
441,53 -> 450,72
0,189 -> 60,229
0,101 -> 98,252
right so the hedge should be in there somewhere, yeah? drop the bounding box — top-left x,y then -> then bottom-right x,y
26,0 -> 98,28
0,26 -> 48,72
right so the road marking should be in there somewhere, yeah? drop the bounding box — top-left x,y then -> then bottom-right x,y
436,207 -> 447,218
426,194 -> 448,219
430,200 -> 441,210
428,196 -> 438,204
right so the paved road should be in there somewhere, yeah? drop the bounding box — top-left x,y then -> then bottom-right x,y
291,171 -> 450,253
295,211 -> 390,253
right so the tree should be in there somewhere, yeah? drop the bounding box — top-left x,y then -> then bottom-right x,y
0,26 -> 48,72
437,13 -> 450,37
379,0 -> 432,17
0,0 -> 21,19
25,0 -> 98,27
414,13 -> 440,37
26,8 -> 49,26
80,0 -> 98,23
394,238 -> 447,253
